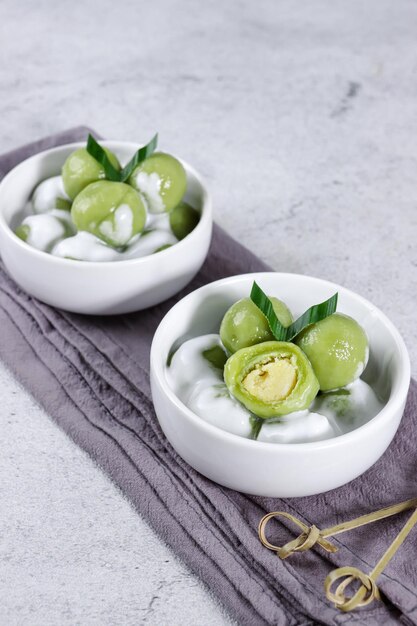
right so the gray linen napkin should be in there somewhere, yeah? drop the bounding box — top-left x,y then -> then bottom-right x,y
0,128 -> 416,626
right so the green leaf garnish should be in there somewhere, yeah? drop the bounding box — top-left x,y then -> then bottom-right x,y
120,133 -> 158,181
86,134 -> 122,181
55,197 -> 72,211
166,345 -> 178,367
154,244 -> 173,253
86,133 -> 158,183
319,388 -> 350,397
140,229 -> 154,237
202,345 -> 228,371
15,224 -> 30,242
249,415 -> 263,440
250,282 -> 288,340
250,281 -> 338,342
87,133 -> 158,183
285,292 -> 339,340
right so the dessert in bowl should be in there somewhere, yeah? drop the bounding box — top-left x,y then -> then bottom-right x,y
0,137 -> 212,314
150,272 -> 410,497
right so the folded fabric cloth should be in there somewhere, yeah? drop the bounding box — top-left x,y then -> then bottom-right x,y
0,128 -> 416,626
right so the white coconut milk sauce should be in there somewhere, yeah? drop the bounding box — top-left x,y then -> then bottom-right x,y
52,231 -> 121,261
32,176 -> 69,214
52,228 -> 177,261
21,214 -> 69,252
166,334 -> 384,443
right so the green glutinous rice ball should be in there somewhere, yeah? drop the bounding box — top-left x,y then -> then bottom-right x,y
62,147 -> 121,200
129,152 -> 187,214
169,202 -> 200,240
71,181 -> 147,248
220,296 -> 293,354
224,341 -> 320,418
295,313 -> 369,391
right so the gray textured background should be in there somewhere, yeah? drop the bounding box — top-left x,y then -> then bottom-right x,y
0,0 -> 416,624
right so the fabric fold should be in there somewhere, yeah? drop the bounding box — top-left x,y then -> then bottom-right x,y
0,129 -> 416,626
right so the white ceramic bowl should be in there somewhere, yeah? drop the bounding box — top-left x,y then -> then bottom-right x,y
150,272 -> 410,497
0,142 -> 212,315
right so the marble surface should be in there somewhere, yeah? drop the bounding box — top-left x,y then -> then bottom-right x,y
0,0 -> 416,624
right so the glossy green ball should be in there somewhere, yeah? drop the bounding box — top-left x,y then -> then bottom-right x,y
224,341 -> 319,418
220,297 -> 293,354
129,152 -> 186,213
295,313 -> 369,391
71,181 -> 147,248
62,147 -> 120,200
169,202 -> 199,240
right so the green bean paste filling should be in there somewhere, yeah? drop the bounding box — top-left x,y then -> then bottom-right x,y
241,355 -> 298,403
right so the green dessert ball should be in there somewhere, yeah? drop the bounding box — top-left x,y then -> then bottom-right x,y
224,341 -> 320,418
62,147 -> 120,200
220,297 -> 293,354
169,202 -> 200,240
295,313 -> 369,391
71,181 -> 147,248
128,152 -> 187,214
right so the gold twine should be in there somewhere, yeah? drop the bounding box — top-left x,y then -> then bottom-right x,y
258,498 -> 417,612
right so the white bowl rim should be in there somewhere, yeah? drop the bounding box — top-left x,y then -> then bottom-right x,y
0,140 -> 212,268
151,271 -> 411,451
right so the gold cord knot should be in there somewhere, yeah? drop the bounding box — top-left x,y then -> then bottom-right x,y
258,511 -> 338,559
324,566 -> 380,612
